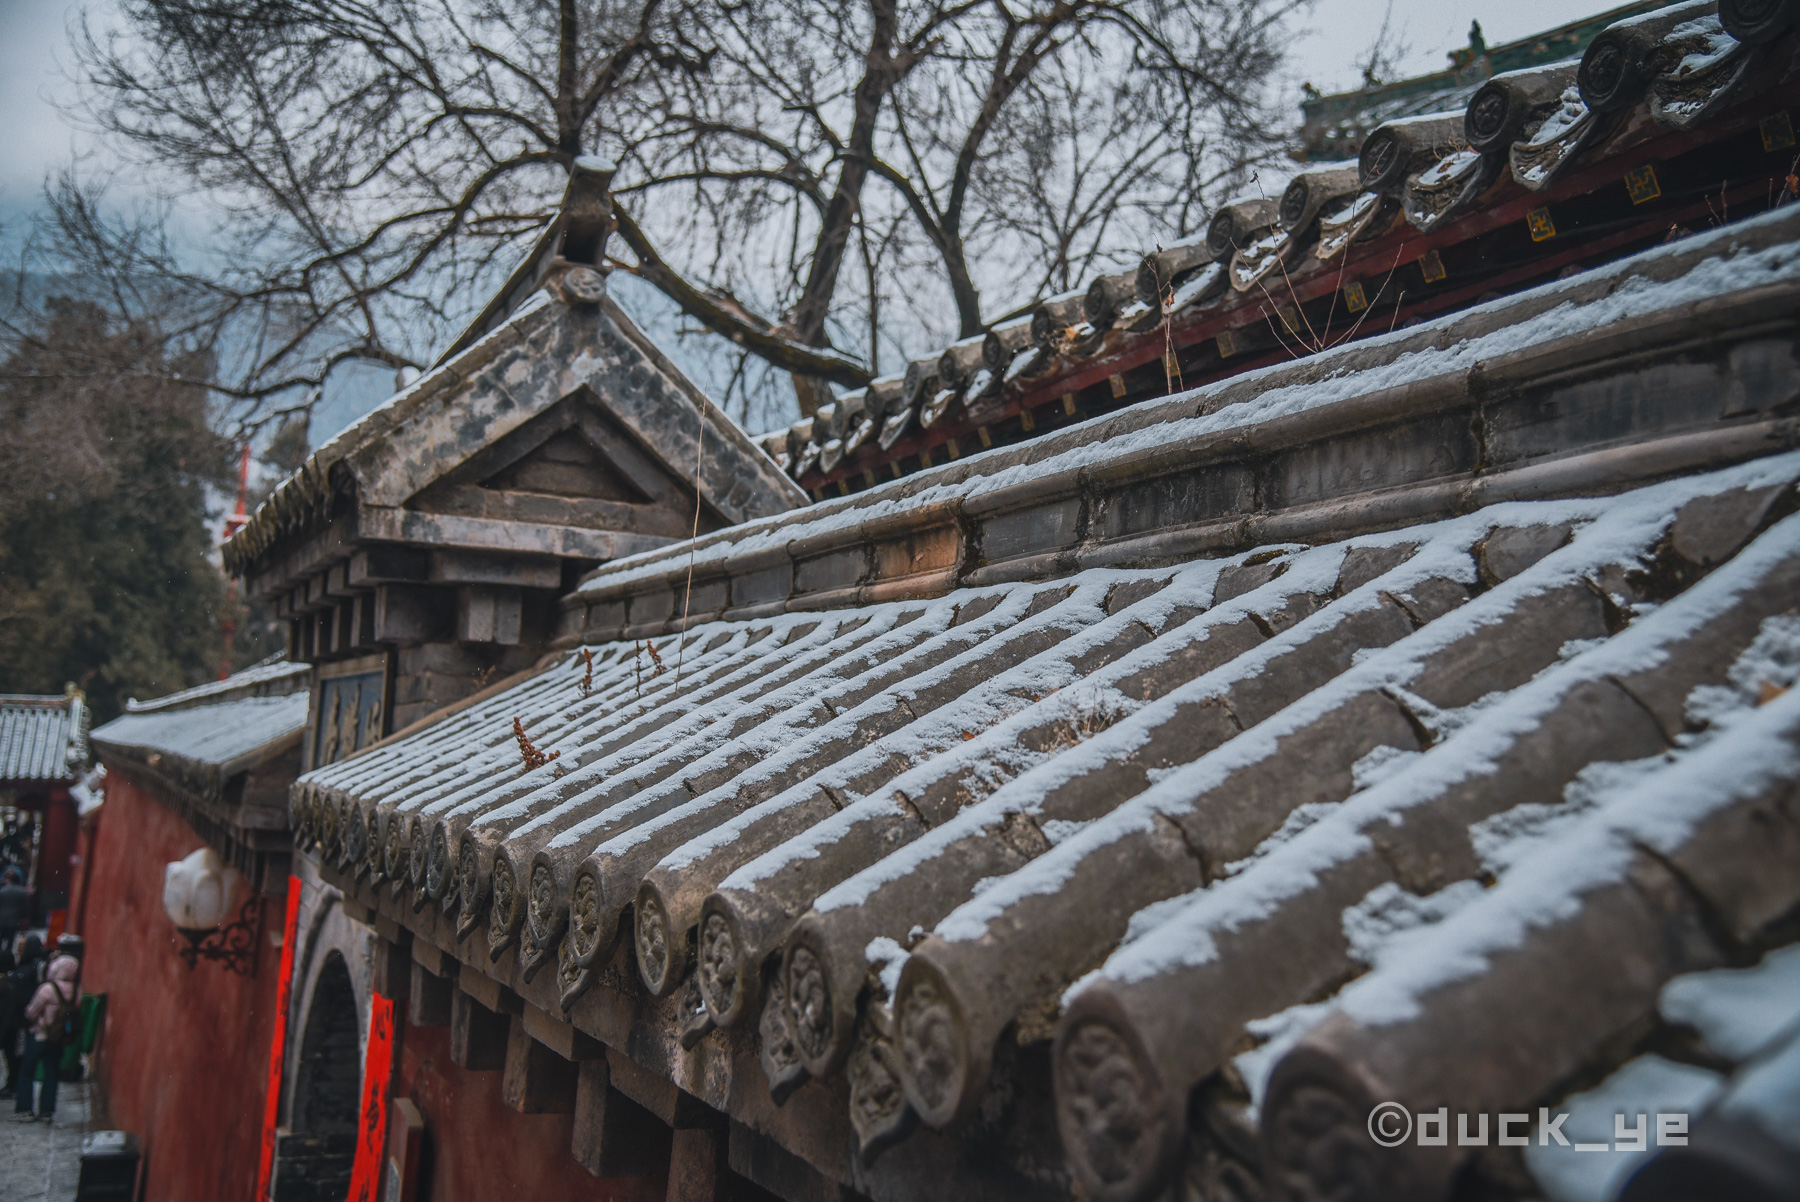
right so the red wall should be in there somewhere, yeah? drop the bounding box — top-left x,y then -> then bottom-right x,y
393,1022 -> 664,1202
76,773 -> 279,1202
80,773 -> 666,1202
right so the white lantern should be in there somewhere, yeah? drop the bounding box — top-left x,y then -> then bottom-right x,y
162,847 -> 242,930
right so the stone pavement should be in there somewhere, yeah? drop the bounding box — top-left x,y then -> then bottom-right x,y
0,1079 -> 88,1202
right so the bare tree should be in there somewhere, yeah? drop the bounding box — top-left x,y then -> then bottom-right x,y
64,0 -> 1299,430
870,0 -> 1288,330
1352,1 -> 1411,89
622,0 -> 1296,403
71,0 -> 715,429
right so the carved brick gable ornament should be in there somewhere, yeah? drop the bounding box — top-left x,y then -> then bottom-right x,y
223,160 -> 803,737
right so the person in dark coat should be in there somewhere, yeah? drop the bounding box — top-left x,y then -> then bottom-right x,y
0,866 -> 27,949
1,934 -> 44,1100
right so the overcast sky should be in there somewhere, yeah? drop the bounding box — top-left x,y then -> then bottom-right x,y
1,0 -> 84,225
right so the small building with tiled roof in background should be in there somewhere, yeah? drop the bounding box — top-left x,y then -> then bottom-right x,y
64,4 -> 1800,1202
1296,2 -> 1669,162
78,661 -> 316,1200
0,687 -> 90,932
91,657 -> 311,894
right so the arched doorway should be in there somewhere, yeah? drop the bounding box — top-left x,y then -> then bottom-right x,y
275,950 -> 361,1200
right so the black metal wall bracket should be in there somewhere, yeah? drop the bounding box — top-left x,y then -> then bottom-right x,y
175,896 -> 261,976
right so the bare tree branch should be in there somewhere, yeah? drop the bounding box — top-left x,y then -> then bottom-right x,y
43,0 -> 1298,431
611,203 -> 872,386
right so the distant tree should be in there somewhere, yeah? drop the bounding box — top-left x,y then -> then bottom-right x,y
70,0 -> 1298,427
0,298 -> 234,721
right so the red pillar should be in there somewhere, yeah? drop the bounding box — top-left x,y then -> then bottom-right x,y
37,791 -> 79,913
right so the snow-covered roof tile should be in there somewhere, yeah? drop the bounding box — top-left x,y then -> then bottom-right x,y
91,659 -> 311,801
0,692 -> 88,784
295,442 -> 1800,1198
271,8 -> 1800,1194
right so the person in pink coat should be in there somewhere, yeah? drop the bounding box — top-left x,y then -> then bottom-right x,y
11,952 -> 78,1122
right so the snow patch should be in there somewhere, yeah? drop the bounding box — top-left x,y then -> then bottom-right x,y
1525,1055 -> 1721,1202
1350,743 -> 1421,792
1341,880 -> 1487,970
866,936 -> 909,998
1233,1002 -> 1336,1116
1660,943 -> 1800,1064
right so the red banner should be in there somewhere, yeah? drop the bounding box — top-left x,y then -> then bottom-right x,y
255,879 -> 303,1202
348,993 -> 398,1202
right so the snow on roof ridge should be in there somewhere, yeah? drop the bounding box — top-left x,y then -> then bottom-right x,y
122,658 -> 309,714
226,291 -> 558,564
570,204 -> 1800,601
93,691 -> 310,770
